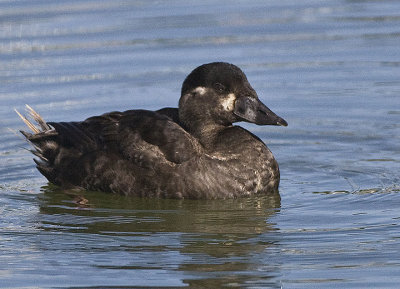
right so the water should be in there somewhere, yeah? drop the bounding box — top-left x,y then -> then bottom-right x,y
1,0 -> 400,288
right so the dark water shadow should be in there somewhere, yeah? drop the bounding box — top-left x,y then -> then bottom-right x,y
37,185 -> 282,288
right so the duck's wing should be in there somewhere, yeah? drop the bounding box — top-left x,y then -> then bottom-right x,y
81,109 -> 200,165
18,107 -> 200,187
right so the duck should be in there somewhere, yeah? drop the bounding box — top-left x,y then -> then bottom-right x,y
16,62 -> 287,199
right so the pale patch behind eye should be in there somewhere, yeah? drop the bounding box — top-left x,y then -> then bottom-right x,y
193,86 -> 207,96
220,93 -> 236,111
181,87 -> 207,107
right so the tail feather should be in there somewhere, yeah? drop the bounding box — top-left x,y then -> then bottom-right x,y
15,108 -> 40,134
16,105 -> 57,140
16,105 -> 58,173
25,104 -> 51,131
19,130 -> 33,139
36,163 -> 56,182
15,105 -> 53,133
16,105 -> 94,187
30,149 -> 48,162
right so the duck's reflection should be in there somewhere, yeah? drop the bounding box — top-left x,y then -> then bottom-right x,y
38,186 -> 281,287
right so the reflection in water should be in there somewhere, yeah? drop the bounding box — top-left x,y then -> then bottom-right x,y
37,185 -> 282,287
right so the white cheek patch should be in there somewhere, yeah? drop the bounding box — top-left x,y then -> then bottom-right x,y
220,93 -> 236,111
193,86 -> 207,95
181,87 -> 207,105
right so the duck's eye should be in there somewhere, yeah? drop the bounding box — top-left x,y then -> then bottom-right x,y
214,83 -> 226,93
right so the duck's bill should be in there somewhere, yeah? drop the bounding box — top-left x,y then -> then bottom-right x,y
234,96 -> 288,126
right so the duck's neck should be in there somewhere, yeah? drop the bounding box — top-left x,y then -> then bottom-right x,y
186,121 -> 229,150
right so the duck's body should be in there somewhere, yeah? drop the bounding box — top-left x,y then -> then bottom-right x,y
17,62 -> 287,199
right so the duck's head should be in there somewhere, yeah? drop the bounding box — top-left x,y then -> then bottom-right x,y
179,62 -> 287,132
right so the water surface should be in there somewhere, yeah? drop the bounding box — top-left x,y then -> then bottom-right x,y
1,0 -> 400,288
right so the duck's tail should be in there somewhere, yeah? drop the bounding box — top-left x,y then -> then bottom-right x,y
15,105 -> 58,181
15,105 -> 52,135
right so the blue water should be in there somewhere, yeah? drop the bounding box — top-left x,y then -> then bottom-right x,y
1,0 -> 400,288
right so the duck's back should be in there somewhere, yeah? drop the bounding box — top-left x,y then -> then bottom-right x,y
26,109 -> 204,197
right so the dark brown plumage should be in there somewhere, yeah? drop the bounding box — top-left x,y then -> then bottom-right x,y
17,62 -> 287,199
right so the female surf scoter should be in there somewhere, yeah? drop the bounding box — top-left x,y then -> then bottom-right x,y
17,62 -> 287,199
